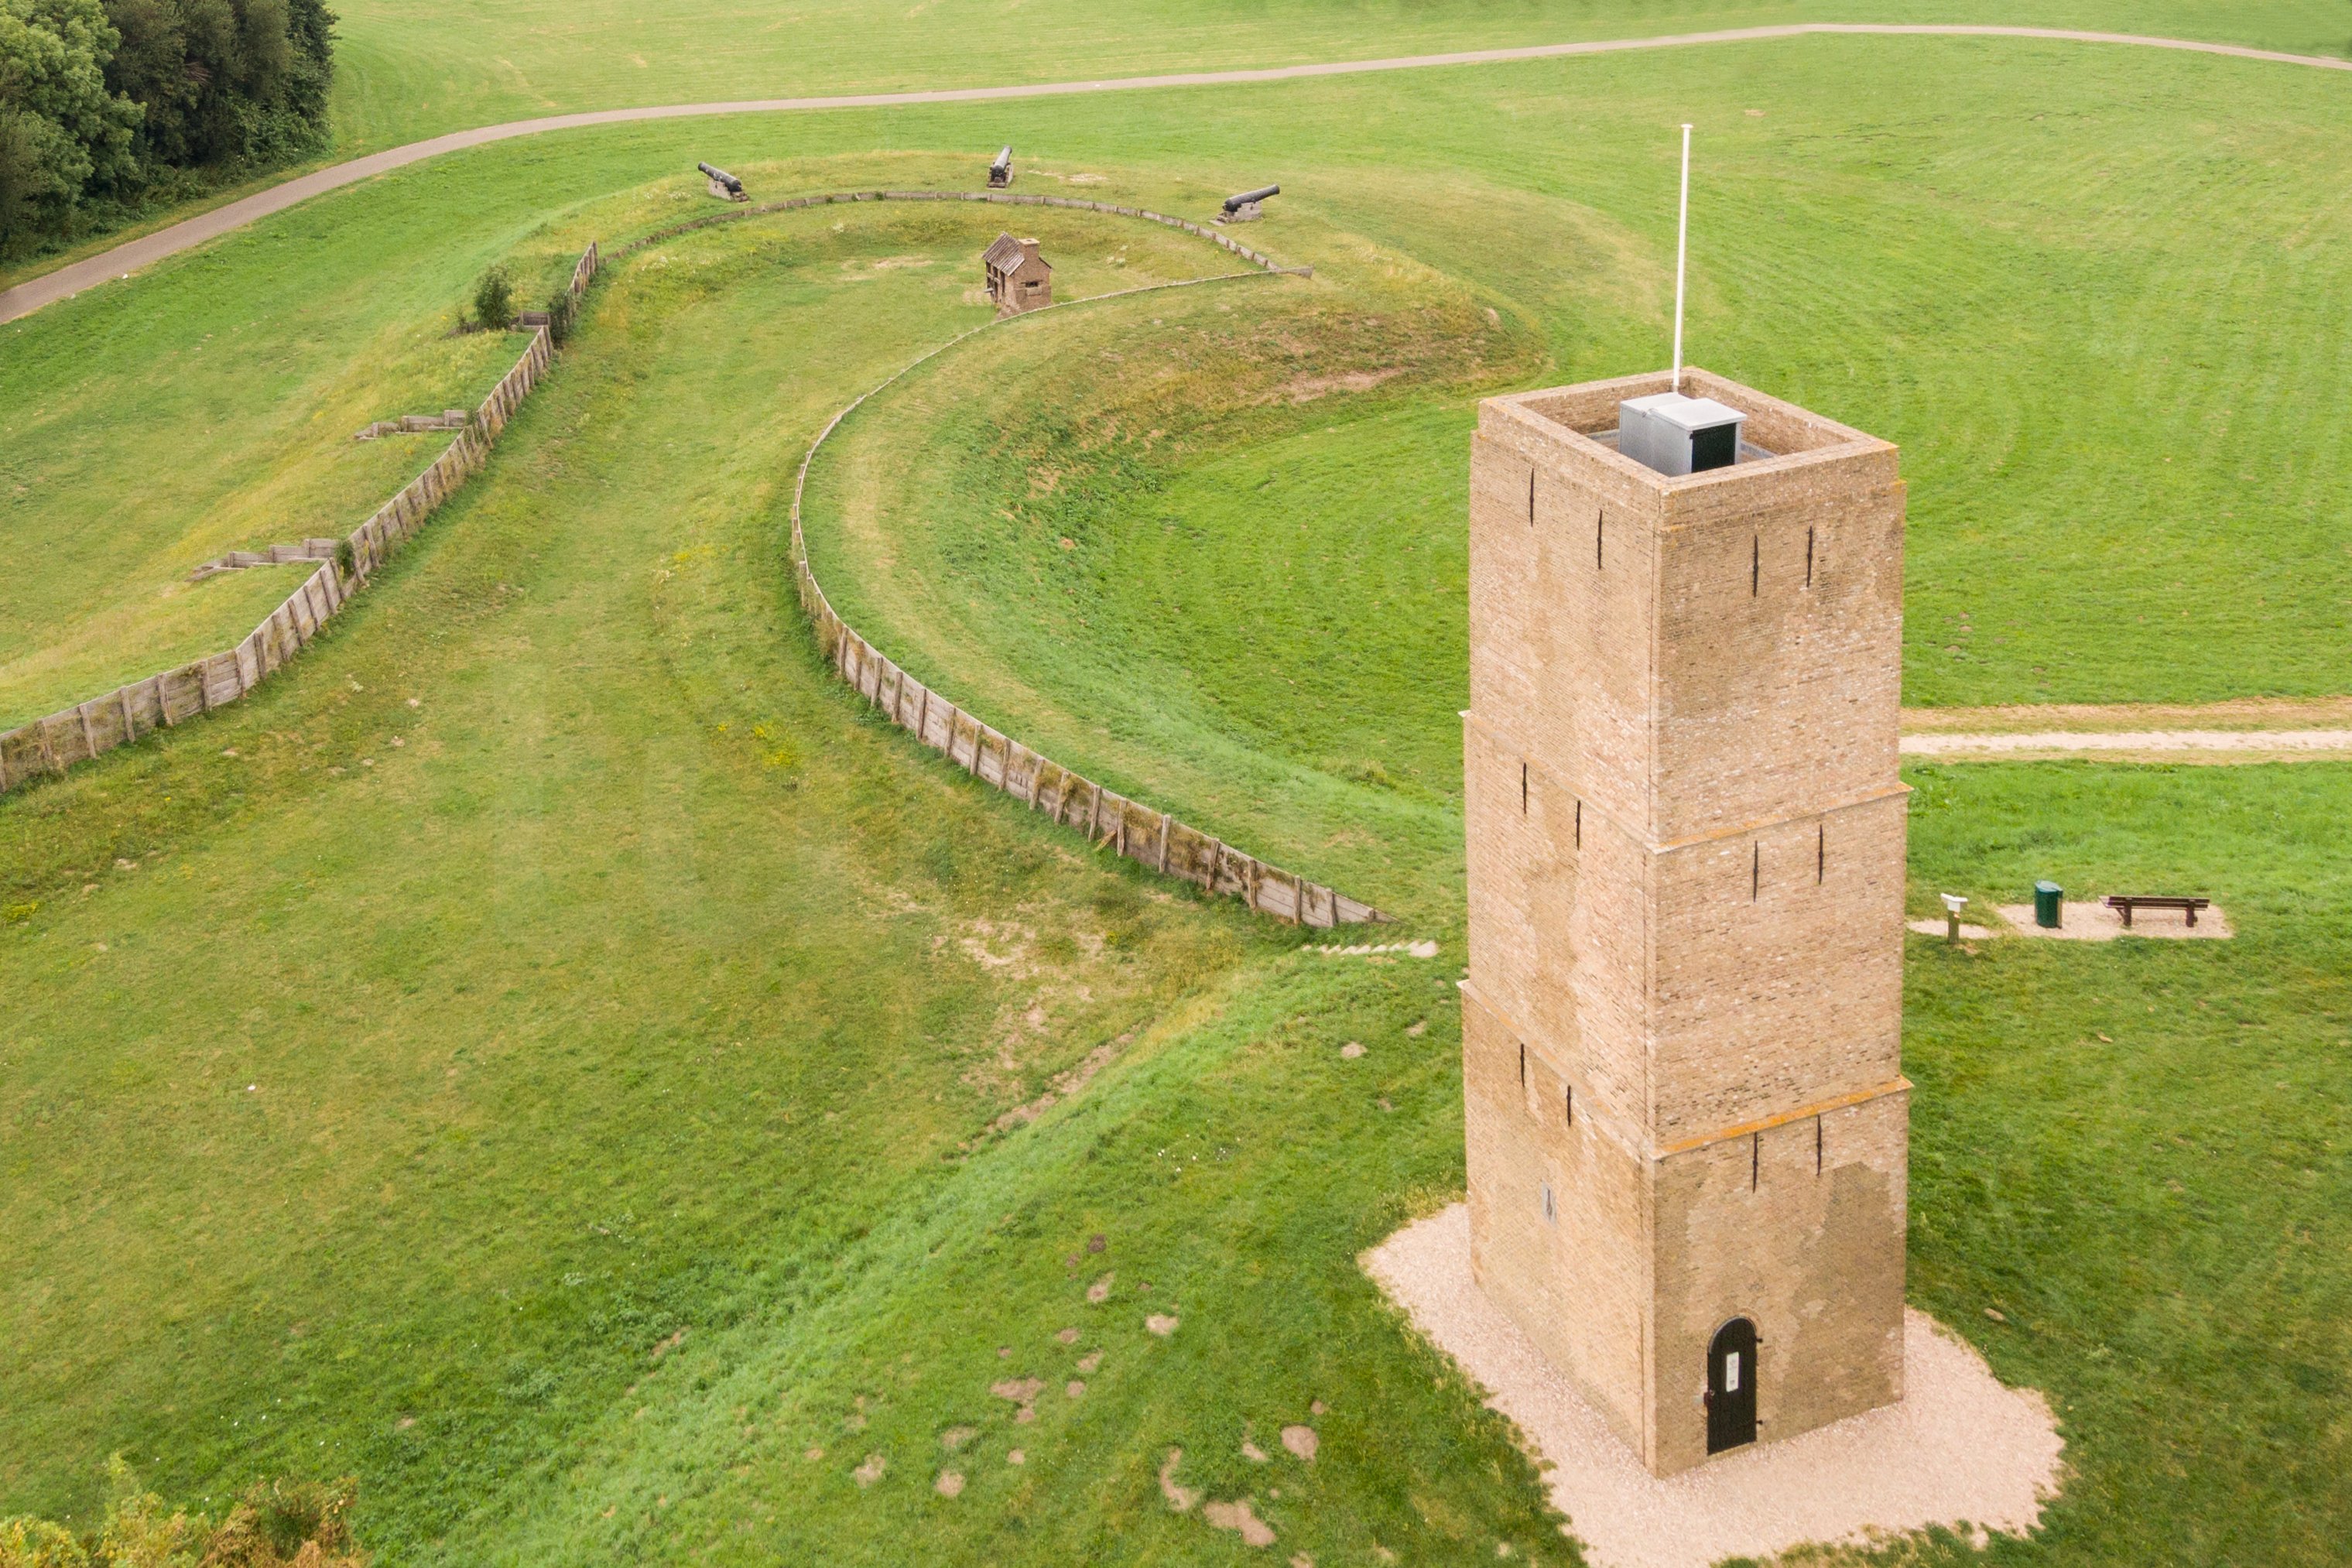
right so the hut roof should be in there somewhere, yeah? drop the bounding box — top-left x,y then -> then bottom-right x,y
983,232 -> 1049,272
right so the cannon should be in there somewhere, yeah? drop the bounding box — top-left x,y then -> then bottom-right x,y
988,146 -> 1014,188
1218,184 -> 1279,223
699,162 -> 748,202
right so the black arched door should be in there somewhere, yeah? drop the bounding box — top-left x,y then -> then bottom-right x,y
1706,1317 -> 1758,1453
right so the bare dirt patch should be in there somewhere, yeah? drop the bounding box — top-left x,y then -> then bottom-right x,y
1995,900 -> 2230,941
956,916 -> 1039,974
1205,1498 -> 1279,1546
1077,1351 -> 1103,1373
976,1036 -> 1124,1140
935,1469 -> 965,1498
1146,1313 -> 1179,1337
1363,1205 -> 2063,1568
1906,919 -> 1999,940
852,1453 -> 886,1488
1280,1424 -> 1318,1461
1159,1447 -> 1198,1511
1340,1042 -> 1366,1060
1269,368 -> 1403,405
1087,1272 -> 1114,1303
940,1426 -> 977,1452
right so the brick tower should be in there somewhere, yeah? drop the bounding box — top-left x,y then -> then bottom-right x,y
1460,368 -> 1910,1476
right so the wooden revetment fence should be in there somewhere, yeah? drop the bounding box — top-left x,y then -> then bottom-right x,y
774,207 -> 1381,926
0,242 -> 601,796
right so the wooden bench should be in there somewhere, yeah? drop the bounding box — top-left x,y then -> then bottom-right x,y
2103,894 -> 2212,928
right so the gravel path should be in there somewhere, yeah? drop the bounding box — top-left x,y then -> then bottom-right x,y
1364,1204 -> 2064,1568
7,24 -> 2351,326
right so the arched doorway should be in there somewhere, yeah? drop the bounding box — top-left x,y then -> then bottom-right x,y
1706,1317 -> 1758,1454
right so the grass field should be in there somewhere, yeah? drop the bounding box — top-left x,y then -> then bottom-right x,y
317,0 -> 2352,151
789,38 -> 2352,914
4,26 -> 2351,1568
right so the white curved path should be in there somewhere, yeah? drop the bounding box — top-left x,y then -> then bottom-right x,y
5,22 -> 2350,327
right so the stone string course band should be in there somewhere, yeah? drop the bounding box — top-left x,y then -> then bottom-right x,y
765,193 -> 1378,927
0,242 -> 601,796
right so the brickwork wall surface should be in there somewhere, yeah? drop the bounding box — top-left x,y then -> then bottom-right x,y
1463,986 -> 1652,1461
1652,1093 -> 1909,1474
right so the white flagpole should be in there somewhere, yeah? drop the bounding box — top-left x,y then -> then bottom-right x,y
1672,123 -> 1692,394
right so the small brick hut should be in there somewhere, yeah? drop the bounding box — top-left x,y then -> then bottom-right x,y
983,233 -> 1052,314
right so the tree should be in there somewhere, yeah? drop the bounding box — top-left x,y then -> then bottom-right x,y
101,0 -> 335,172
0,0 -> 140,248
473,265 -> 513,330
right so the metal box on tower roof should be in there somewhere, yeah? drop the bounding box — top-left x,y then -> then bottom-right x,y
1618,391 -> 1745,476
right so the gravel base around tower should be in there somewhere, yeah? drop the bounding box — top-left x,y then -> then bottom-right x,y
1364,1205 -> 2065,1568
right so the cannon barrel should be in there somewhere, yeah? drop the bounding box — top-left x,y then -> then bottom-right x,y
1222,184 -> 1279,214
697,162 -> 744,194
991,146 -> 1013,171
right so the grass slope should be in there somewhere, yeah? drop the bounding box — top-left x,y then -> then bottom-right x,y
453,761 -> 2352,1566
0,329 -> 526,731
0,213 -> 1266,1548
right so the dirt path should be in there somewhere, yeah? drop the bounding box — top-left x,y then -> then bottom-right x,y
1902,729 -> 2352,761
1899,698 -> 2352,760
1901,697 -> 2352,734
6,24 -> 2350,327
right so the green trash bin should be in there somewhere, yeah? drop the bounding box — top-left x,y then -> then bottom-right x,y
2034,880 -> 2063,929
